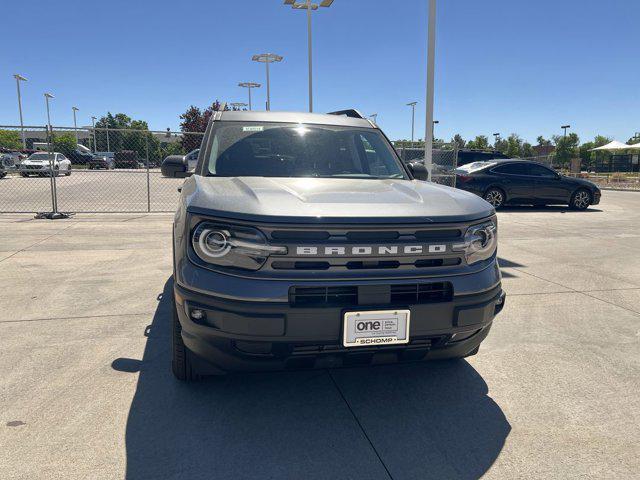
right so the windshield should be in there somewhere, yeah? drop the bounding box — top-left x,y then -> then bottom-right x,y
206,122 -> 408,179
28,153 -> 55,161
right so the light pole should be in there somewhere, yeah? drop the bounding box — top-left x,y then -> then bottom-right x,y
493,132 -> 500,147
72,107 -> 79,144
252,53 -> 283,111
238,82 -> 261,110
283,0 -> 335,112
230,102 -> 248,111
432,120 -> 439,140
407,101 -> 417,143
91,116 -> 97,153
13,74 -> 28,149
424,0 -> 436,181
561,124 -> 571,138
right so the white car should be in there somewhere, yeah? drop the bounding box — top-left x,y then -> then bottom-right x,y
19,152 -> 72,177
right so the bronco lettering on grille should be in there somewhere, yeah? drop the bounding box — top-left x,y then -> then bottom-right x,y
295,245 -> 447,256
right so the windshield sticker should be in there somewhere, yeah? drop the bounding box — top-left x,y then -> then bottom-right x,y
242,126 -> 264,132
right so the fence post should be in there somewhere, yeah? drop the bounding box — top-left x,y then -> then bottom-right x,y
145,136 -> 151,213
47,125 -> 59,214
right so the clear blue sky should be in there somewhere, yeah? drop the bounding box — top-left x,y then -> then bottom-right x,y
1,0 -> 638,144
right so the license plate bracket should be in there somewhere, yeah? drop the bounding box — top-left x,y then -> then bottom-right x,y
342,309 -> 410,348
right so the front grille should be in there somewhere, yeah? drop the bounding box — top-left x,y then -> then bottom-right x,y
289,282 -> 453,307
390,282 -> 453,303
289,286 -> 357,307
24,165 -> 45,170
263,223 -> 469,275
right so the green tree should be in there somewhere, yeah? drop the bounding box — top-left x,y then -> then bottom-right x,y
552,133 -> 580,167
0,129 -> 22,150
522,142 -> 534,158
51,133 -> 77,157
494,138 -> 508,154
505,134 -> 523,158
467,135 -> 489,150
579,135 -> 611,169
451,134 -> 466,149
536,136 -> 552,146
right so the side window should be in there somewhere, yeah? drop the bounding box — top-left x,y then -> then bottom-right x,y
492,163 -> 528,175
57,154 -> 66,161
528,164 -> 557,177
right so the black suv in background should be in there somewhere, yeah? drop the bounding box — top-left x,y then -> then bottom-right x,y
162,109 -> 505,381
455,159 -> 601,210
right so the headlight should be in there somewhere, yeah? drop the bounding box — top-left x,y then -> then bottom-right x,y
191,222 -> 287,271
453,217 -> 498,265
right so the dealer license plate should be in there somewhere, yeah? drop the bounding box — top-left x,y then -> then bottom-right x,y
343,310 -> 411,348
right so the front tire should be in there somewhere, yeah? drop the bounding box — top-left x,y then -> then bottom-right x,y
172,297 -> 202,381
570,188 -> 591,210
484,188 -> 505,208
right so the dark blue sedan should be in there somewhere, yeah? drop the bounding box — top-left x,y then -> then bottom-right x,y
454,159 -> 601,210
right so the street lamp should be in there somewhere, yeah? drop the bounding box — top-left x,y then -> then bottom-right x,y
13,74 -> 28,149
368,113 -> 378,123
561,124 -> 571,138
432,120 -> 439,139
493,132 -> 500,147
424,0 -> 437,181
251,53 -> 283,111
283,0 -> 335,112
91,116 -> 97,153
238,82 -> 261,110
72,107 -> 79,144
230,102 -> 248,111
406,101 -> 417,143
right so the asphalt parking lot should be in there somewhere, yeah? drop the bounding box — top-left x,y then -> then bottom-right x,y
1,190 -> 639,480
0,170 -> 183,213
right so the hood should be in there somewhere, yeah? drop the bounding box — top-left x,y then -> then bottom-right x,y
24,158 -> 56,165
561,175 -> 599,190
183,176 -> 494,224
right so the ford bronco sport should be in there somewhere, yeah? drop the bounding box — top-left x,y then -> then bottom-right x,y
162,109 -> 505,380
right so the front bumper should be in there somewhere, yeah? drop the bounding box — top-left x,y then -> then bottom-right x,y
174,275 -> 505,374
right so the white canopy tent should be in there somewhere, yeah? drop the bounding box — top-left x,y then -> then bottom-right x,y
589,140 -> 634,151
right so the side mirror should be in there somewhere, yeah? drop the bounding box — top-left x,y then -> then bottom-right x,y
161,155 -> 192,178
407,162 -> 428,181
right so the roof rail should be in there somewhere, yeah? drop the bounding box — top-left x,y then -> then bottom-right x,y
327,109 -> 366,119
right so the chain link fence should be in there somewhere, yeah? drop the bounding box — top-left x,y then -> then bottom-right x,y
393,141 -> 458,187
0,125 -> 203,213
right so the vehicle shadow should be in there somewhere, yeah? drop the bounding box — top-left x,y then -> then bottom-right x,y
116,277 -> 510,480
499,205 -> 602,213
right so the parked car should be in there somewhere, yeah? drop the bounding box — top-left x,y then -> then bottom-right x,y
19,152 -> 72,177
162,109 -> 505,381
0,155 -> 12,178
454,159 -> 601,210
114,150 -> 140,169
67,149 -> 95,165
0,151 -> 27,167
87,154 -> 115,169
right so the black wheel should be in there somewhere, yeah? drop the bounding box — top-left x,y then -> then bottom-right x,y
0,172 -> 6,179
65,167 -> 72,176
570,189 -> 591,210
172,297 -> 202,381
484,188 -> 505,208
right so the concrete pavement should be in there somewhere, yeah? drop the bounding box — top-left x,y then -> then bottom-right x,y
1,190 -> 639,479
